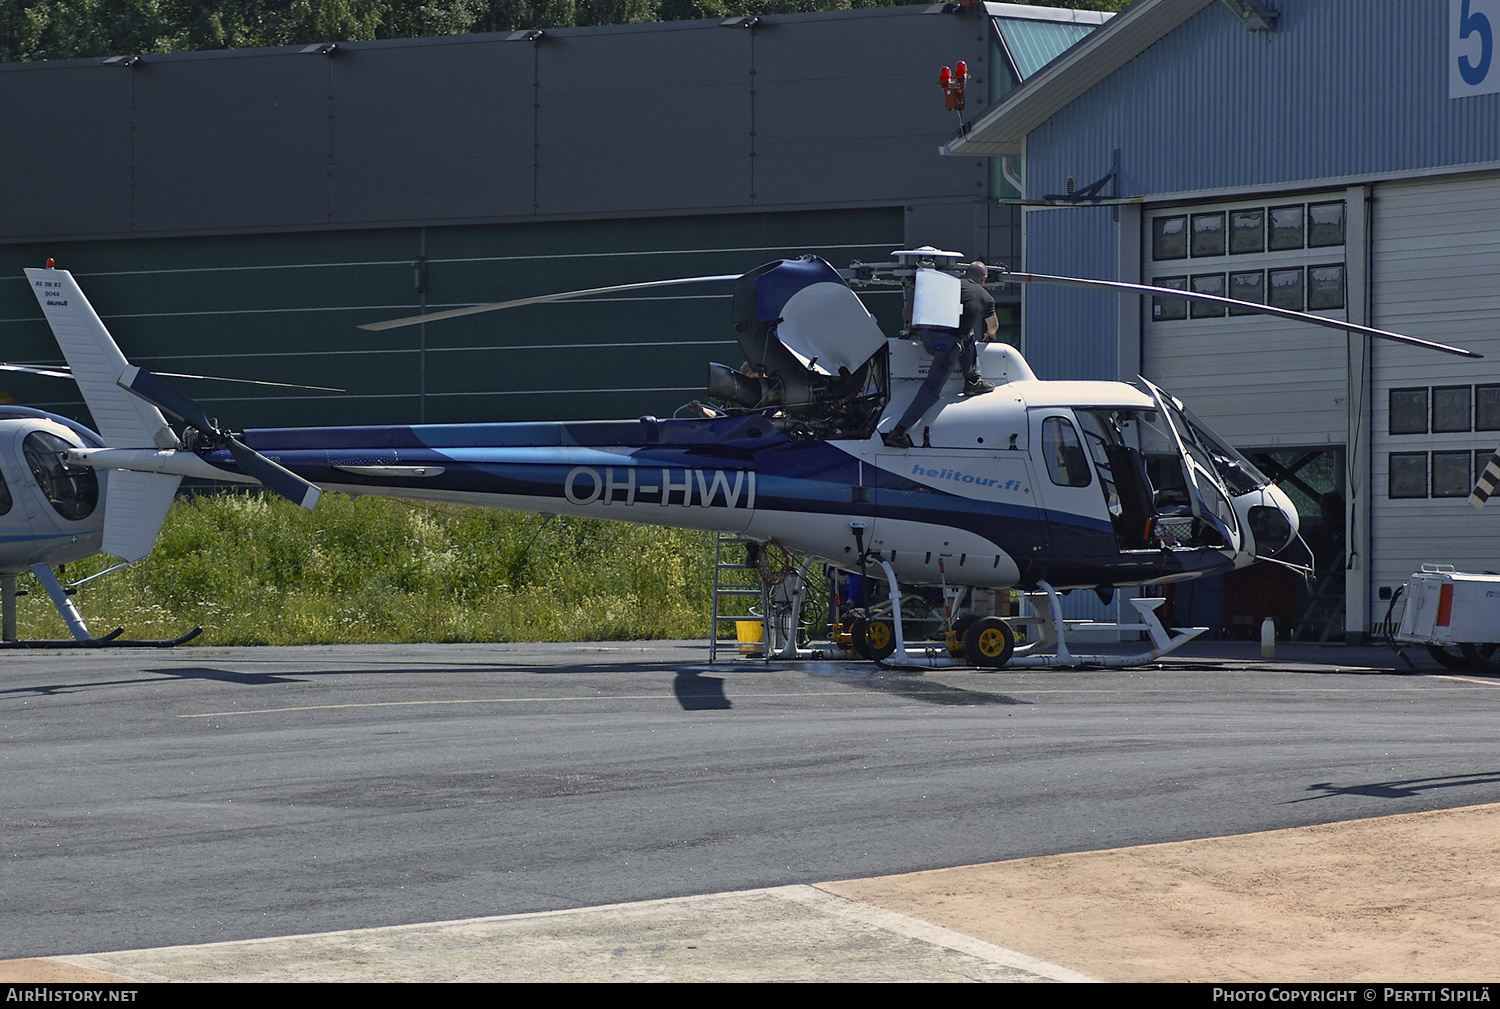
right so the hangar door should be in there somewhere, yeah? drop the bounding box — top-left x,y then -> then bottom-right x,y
1141,194 -> 1355,639
1141,193 -> 1353,448
1367,172 -> 1500,609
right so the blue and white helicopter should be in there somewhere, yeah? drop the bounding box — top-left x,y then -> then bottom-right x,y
15,250 -> 1478,664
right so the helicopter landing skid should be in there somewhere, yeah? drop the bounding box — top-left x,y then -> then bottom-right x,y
1004,582 -> 1207,668
871,564 -> 1205,670
1,568 -> 204,648
0,626 -> 204,649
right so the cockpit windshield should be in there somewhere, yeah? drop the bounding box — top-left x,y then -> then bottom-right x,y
24,430 -> 98,521
1181,407 -> 1271,495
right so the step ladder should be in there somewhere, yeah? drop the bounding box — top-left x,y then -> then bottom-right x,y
708,534 -> 769,662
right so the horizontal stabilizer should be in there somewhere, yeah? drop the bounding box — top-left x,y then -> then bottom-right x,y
102,470 -> 184,562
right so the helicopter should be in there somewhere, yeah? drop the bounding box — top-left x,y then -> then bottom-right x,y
0,306 -> 347,646
20,249 -> 1480,666
0,402 -> 202,646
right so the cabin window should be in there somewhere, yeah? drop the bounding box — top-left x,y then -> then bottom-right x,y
1042,417 -> 1091,488
0,464 -> 11,516
23,430 -> 99,521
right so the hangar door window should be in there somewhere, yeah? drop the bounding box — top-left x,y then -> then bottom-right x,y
1384,383 -> 1498,500
1149,198 -> 1347,321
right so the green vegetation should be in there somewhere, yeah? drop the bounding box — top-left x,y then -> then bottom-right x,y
1,0 -> 1130,63
15,493 -> 718,644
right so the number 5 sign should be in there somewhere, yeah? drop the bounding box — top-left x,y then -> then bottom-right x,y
1452,0 -> 1500,97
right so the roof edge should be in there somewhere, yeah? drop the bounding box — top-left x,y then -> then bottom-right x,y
944,0 -> 1214,158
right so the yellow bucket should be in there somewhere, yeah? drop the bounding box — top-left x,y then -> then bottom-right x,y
736,620 -> 764,655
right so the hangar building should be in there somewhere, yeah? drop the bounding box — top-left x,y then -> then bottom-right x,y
0,3 -> 1103,428
947,0 -> 1500,641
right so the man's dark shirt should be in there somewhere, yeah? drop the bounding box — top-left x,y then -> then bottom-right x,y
958,278 -> 995,343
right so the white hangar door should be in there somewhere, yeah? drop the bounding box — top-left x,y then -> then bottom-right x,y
1140,194 -> 1354,450
1140,194 -> 1356,640
1368,172 -> 1500,605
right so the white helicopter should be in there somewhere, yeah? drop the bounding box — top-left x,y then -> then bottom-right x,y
18,249 -> 1478,665
0,401 -> 204,646
0,292 -> 343,646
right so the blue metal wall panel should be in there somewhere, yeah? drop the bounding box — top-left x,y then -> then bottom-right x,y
1021,204 -> 1119,381
1025,0 -> 1500,203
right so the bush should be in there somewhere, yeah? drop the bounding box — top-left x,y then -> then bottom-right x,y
16,493 -> 716,644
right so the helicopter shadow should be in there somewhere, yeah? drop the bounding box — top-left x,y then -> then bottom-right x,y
1284,771 -> 1500,803
802,663 -> 1031,707
673,670 -> 732,710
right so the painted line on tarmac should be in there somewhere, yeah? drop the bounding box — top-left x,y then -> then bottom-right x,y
1433,674 -> 1500,686
21,886 -> 1097,983
178,680 -> 1491,719
180,691 -> 892,717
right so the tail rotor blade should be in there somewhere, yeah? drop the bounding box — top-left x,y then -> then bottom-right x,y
226,439 -> 321,510
118,366 -> 322,509
119,366 -> 220,433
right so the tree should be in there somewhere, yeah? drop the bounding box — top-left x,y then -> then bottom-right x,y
0,0 -> 1133,61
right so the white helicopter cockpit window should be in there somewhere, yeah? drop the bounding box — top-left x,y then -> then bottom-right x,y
1042,416 -> 1091,488
0,463 -> 11,516
1179,408 -> 1271,496
23,430 -> 99,521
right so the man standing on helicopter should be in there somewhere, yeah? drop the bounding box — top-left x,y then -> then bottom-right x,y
882,260 -> 997,449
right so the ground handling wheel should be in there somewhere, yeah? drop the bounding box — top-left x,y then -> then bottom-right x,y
963,616 -> 1015,669
861,618 -> 896,661
1428,644 -> 1473,670
1460,643 -> 1500,673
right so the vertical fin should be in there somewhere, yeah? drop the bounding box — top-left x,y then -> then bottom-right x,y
24,267 -> 180,450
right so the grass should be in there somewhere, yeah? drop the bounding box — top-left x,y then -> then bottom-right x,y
13,493 -> 719,645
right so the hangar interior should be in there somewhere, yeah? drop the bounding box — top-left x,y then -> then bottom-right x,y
949,0 -> 1500,642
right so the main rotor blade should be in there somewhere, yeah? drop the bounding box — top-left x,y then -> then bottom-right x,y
0,362 -> 74,380
154,371 -> 344,393
999,270 -> 1482,360
1,362 -> 343,392
225,438 -> 321,510
358,275 -> 740,332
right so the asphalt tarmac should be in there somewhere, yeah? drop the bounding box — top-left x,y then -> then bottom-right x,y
2,638 -> 1497,981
